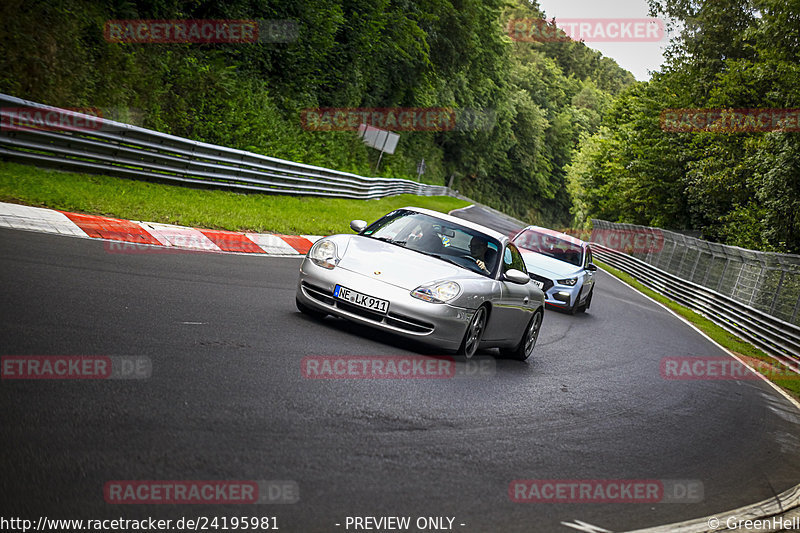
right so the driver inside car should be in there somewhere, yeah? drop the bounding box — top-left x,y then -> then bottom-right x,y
469,236 -> 491,274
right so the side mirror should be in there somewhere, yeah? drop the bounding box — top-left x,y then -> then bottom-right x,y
586,263 -> 598,272
504,269 -> 530,285
350,220 -> 367,233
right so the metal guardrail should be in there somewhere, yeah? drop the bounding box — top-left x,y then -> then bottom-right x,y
590,237 -> 800,372
0,93 -> 451,199
592,219 -> 800,325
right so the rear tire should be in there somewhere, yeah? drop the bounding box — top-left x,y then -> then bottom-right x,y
296,297 -> 327,319
501,309 -> 543,361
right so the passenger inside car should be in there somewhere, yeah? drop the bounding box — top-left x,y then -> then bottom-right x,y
408,220 -> 444,254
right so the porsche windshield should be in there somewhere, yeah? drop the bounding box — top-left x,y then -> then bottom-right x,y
362,211 -> 501,276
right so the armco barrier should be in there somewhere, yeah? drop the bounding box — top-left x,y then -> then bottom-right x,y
589,232 -> 800,372
0,94 -> 450,199
591,219 -> 800,325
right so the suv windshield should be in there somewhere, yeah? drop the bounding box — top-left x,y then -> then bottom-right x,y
362,210 -> 501,277
514,229 -> 584,267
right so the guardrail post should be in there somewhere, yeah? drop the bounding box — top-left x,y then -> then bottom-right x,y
732,260 -> 748,303
770,270 -> 785,316
643,228 -> 654,265
716,256 -> 729,293
748,264 -> 765,307
664,239 -> 677,272
702,253 -> 717,288
688,248 -> 702,283
794,293 -> 800,323
675,235 -> 691,276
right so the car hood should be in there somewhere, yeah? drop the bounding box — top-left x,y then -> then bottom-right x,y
336,235 -> 477,290
520,250 -> 582,278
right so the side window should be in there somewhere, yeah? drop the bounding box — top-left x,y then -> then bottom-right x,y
585,247 -> 593,267
503,244 -> 527,274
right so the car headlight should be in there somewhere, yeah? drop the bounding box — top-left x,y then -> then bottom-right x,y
308,239 -> 339,269
411,281 -> 461,303
557,277 -> 578,286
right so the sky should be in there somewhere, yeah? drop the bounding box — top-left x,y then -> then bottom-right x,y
535,0 -> 674,81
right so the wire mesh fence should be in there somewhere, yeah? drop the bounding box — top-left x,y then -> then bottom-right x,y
591,219 -> 800,326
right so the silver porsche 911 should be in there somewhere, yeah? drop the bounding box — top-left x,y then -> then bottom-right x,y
295,207 -> 545,360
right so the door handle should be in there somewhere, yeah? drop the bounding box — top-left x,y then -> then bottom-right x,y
523,297 -> 529,304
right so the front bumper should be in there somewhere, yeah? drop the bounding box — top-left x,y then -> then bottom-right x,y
296,259 -> 474,351
543,287 -> 580,310
530,273 -> 582,309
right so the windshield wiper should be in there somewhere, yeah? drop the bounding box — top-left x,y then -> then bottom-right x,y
374,236 -> 407,246
425,252 -> 473,269
425,252 -> 457,266
427,252 -> 492,276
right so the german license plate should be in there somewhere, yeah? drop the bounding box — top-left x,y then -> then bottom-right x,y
334,285 -> 389,314
532,280 -> 544,289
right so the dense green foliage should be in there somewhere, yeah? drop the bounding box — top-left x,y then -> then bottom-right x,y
0,0 -> 632,227
568,0 -> 800,252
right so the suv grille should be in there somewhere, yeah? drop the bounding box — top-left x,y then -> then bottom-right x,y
528,273 -> 554,292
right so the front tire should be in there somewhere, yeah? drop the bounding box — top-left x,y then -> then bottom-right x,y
459,306 -> 487,359
569,287 -> 587,315
501,309 -> 543,361
583,287 -> 594,311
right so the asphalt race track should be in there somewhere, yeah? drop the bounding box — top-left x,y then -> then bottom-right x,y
2,224 -> 800,532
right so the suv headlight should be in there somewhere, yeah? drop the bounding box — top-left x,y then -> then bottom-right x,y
411,281 -> 461,303
308,240 -> 339,269
557,277 -> 578,286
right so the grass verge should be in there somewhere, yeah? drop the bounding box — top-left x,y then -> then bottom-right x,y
0,161 -> 470,235
595,259 -> 800,402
